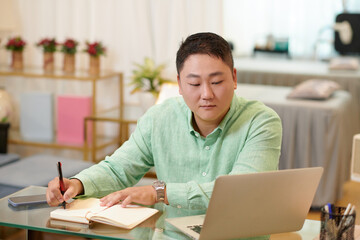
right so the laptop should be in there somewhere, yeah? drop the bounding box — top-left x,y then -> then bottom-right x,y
166,167 -> 323,240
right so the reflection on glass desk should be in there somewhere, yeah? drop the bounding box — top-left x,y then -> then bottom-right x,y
0,186 -> 321,240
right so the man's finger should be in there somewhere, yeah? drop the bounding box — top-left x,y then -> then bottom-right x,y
63,184 -> 78,201
121,195 -> 132,207
101,192 -> 124,207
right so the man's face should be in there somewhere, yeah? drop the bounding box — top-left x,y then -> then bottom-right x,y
177,54 -> 237,129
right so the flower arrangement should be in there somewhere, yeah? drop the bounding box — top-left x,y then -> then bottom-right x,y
5,36 -> 26,52
36,38 -> 57,52
61,38 -> 78,55
130,57 -> 172,97
84,41 -> 106,57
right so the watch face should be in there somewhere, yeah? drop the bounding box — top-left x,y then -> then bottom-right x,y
153,180 -> 166,202
154,181 -> 165,188
153,180 -> 165,189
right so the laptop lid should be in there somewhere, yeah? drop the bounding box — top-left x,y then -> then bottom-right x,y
167,167 -> 323,240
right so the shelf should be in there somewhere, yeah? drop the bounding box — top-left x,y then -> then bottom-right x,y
1,66 -> 124,162
253,47 -> 290,59
0,66 -> 119,81
87,105 -> 146,123
9,129 -> 119,152
253,47 -> 289,54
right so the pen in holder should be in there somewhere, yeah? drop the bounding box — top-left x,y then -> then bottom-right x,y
320,204 -> 356,240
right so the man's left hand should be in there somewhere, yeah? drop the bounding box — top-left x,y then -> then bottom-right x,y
100,185 -> 157,207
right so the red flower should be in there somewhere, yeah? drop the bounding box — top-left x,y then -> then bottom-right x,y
61,38 -> 78,54
65,41 -> 74,48
36,38 -> 57,53
84,41 -> 106,57
6,36 -> 26,51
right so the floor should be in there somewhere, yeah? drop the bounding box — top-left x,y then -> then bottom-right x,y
1,180 -> 360,240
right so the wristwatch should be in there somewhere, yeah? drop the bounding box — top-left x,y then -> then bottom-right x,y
152,180 -> 166,203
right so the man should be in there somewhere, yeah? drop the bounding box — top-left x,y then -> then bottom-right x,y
47,32 -> 282,210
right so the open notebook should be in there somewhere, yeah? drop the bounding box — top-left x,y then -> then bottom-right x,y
50,198 -> 158,229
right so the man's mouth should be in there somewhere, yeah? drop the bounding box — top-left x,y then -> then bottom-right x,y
200,105 -> 216,109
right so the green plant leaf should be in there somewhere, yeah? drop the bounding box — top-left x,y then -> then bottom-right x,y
129,57 -> 173,95
1,116 -> 8,123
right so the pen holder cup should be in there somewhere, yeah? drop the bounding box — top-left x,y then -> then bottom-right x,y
320,206 -> 356,240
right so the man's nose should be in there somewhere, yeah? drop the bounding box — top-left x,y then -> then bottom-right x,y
201,83 -> 214,99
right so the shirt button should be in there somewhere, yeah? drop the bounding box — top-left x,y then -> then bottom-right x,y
155,228 -> 163,233
202,172 -> 207,176
177,205 -> 182,209
205,146 -> 210,150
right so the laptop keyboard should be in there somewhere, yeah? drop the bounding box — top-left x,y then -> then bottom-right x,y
187,224 -> 203,234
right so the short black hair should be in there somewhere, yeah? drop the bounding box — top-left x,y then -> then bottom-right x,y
176,32 -> 234,75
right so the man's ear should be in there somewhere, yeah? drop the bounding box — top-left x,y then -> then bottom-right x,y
177,75 -> 183,95
232,68 -> 237,90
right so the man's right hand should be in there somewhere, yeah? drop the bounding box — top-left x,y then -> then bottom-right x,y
46,178 -> 84,207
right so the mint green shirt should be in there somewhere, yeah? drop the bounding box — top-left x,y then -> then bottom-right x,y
74,94 -> 282,210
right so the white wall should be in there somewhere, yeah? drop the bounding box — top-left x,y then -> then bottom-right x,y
0,0 -> 223,159
223,0 -> 360,58
0,0 -> 223,104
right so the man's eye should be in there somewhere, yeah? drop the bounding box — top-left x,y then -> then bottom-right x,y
212,80 -> 223,85
189,83 -> 200,86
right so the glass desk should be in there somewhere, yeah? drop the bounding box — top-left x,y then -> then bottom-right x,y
0,186 -> 321,240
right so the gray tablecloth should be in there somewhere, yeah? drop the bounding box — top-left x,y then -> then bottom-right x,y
235,58 -> 360,134
236,84 -> 355,207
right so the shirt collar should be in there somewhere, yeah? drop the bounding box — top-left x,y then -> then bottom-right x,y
187,107 -> 197,136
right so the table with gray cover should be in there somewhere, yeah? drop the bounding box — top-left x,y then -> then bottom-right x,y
235,57 -> 360,134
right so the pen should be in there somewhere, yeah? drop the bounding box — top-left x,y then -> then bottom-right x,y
348,205 -> 356,216
344,205 -> 356,227
338,203 -> 352,231
324,204 -> 329,213
327,203 -> 333,219
57,161 -> 66,209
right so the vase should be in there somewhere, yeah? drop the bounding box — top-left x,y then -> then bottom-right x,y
63,53 -> 75,73
43,52 -> 55,72
88,56 -> 100,75
11,51 -> 23,70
